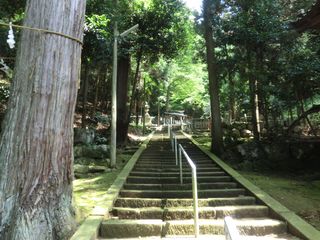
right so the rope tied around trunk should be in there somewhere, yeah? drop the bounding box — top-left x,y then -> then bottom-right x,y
0,22 -> 83,45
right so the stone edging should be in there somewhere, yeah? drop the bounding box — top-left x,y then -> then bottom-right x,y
70,132 -> 154,240
182,132 -> 320,240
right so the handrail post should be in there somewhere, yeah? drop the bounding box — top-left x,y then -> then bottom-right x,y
179,146 -> 183,184
192,167 -> 199,238
178,144 -> 199,238
174,135 -> 178,165
224,216 -> 240,240
171,131 -> 174,152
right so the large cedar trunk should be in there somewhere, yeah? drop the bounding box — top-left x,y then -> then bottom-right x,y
203,0 -> 224,156
0,0 -> 86,239
117,56 -> 130,146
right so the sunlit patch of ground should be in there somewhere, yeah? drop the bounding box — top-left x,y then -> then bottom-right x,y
73,153 -> 131,224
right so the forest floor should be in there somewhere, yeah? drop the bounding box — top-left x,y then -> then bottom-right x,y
73,128 -> 147,225
193,134 -> 320,231
240,171 -> 320,230
73,152 -> 131,224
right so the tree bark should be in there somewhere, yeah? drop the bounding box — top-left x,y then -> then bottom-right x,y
0,0 -> 86,239
165,85 -> 170,112
247,49 -> 260,141
82,63 -> 89,128
135,94 -> 140,126
128,50 -> 142,128
262,95 -> 269,132
116,56 -> 130,146
228,72 -> 236,123
93,74 -> 101,114
203,0 -> 224,156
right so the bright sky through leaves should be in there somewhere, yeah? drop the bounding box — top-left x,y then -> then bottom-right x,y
182,0 -> 202,13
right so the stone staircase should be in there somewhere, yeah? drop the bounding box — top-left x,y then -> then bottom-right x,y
99,135 -> 301,239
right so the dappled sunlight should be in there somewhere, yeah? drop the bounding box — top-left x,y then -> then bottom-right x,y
128,133 -> 148,142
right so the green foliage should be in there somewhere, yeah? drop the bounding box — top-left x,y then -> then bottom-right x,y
2,0 -> 320,138
207,0 -> 320,126
131,0 -> 193,62
0,84 -> 10,102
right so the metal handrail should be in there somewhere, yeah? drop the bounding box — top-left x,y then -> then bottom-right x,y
224,216 -> 240,240
170,132 -> 178,165
170,127 -> 174,151
178,144 -> 199,238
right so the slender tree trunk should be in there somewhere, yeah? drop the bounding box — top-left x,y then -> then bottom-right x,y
103,71 -> 110,114
228,72 -> 236,123
127,50 -> 142,127
165,85 -> 170,112
224,44 -> 236,123
262,95 -> 269,132
0,0 -> 86,239
203,0 -> 224,156
158,101 -> 160,126
116,56 -> 130,146
82,63 -> 89,128
289,105 -> 294,123
135,95 -> 140,126
93,74 -> 101,114
142,78 -> 146,135
247,49 -> 260,141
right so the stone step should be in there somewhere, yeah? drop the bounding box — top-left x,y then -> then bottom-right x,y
138,158 -> 177,161
139,155 -> 211,159
126,176 -> 232,184
132,167 -> 220,172
123,182 -> 238,191
100,219 -> 287,238
134,164 -> 215,168
129,171 -> 226,177
98,233 -> 301,240
135,160 -> 213,165
119,188 -> 246,198
100,219 -> 163,238
115,196 -> 256,208
165,219 -> 287,236
134,162 -> 213,166
113,205 -> 269,220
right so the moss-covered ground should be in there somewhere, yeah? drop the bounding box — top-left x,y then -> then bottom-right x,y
73,153 -> 132,224
241,171 -> 320,230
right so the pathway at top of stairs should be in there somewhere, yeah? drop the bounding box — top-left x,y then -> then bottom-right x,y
99,133 -> 301,240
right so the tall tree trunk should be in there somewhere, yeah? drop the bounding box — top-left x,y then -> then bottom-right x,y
82,63 -> 89,128
247,49 -> 260,141
289,105 -> 294,123
165,83 -> 171,112
262,95 -> 269,132
102,71 -> 110,114
158,101 -> 160,126
228,72 -> 236,123
142,78 -> 146,135
0,0 -> 86,239
117,56 -> 130,146
128,50 -> 142,128
135,94 -> 140,126
93,74 -> 102,114
203,0 -> 224,156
